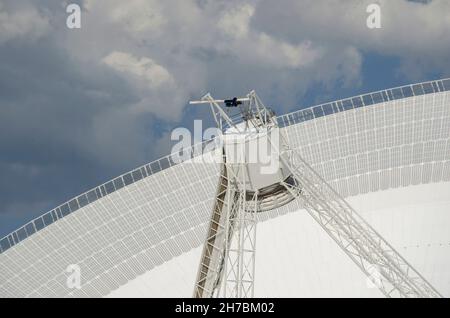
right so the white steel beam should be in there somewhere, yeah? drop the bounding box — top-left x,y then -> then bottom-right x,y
276,134 -> 442,298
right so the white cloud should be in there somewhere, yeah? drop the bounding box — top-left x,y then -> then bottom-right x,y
74,0 -> 351,115
103,51 -> 174,89
85,0 -> 167,38
6,0 -> 444,168
0,2 -> 49,44
24,0 -> 447,148
252,33 -> 323,69
253,0 -> 450,76
218,4 -> 255,39
100,50 -> 189,122
216,3 -> 323,69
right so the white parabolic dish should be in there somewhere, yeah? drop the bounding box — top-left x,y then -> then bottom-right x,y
1,79 -> 450,298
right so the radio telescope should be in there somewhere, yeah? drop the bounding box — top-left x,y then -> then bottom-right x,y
1,79 -> 450,298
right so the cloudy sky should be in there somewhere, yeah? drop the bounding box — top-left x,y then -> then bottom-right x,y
0,0 -> 449,237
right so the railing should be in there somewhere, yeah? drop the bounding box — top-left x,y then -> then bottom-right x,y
276,78 -> 450,128
1,78 -> 449,254
0,139 -> 214,254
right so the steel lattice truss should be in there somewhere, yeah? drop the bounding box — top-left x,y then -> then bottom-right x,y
222,175 -> 258,298
277,133 -> 442,298
193,161 -> 231,297
193,156 -> 258,298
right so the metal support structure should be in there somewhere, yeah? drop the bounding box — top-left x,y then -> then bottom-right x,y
193,153 -> 258,298
222,164 -> 258,298
193,91 -> 272,298
275,133 -> 442,298
193,159 -> 232,298
192,90 -> 442,298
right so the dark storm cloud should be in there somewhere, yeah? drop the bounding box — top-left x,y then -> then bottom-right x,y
0,0 -> 170,236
